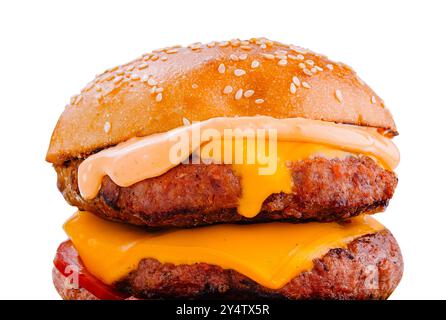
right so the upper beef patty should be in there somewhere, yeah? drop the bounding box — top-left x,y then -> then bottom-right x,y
55,156 -> 397,228
53,229 -> 403,300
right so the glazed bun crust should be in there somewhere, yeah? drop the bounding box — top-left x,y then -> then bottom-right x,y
46,38 -> 397,164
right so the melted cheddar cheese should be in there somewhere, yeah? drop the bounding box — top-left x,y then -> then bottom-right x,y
201,140 -> 353,217
64,211 -> 384,289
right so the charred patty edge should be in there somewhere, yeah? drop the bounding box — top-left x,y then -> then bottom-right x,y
55,156 -> 398,228
116,229 -> 403,300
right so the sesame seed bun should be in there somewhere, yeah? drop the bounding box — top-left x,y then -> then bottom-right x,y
46,38 -> 397,164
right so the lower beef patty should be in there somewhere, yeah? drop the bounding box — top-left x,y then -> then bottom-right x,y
55,156 -> 397,228
53,230 -> 403,300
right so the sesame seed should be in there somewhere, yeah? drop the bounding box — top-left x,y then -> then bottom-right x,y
223,85 -> 233,94
239,53 -> 248,60
311,67 -> 317,73
155,93 -> 163,102
244,89 -> 255,97
230,54 -> 239,61
183,117 -> 191,126
230,39 -> 241,47
275,54 -> 287,60
74,95 -> 83,104
116,69 -> 125,76
151,55 -> 159,61
278,59 -> 288,66
137,62 -> 148,69
207,41 -> 216,48
255,99 -> 264,104
297,54 -> 305,60
260,44 -> 267,49
218,63 -> 226,74
142,74 -> 149,82
292,76 -> 301,86
289,45 -> 307,54
155,87 -> 164,93
95,84 -> 102,92
103,121 -> 111,133
160,56 -> 168,61
113,76 -> 123,84
235,89 -> 243,100
302,82 -> 311,89
298,63 -> 306,69
251,60 -> 260,68
303,68 -> 313,76
288,54 -> 299,60
241,40 -> 250,46
130,74 -> 140,80
335,89 -> 343,103
218,41 -> 229,47
262,53 -> 275,60
107,66 -> 119,73
240,45 -> 252,51
290,83 -> 297,94
147,78 -> 158,86
305,60 -> 314,66
188,42 -> 202,50
106,73 -> 115,81
326,64 -> 334,70
192,83 -> 198,89
234,69 -> 246,77
166,49 -> 178,54
315,66 -> 323,72
143,54 -> 152,61
371,96 -> 377,104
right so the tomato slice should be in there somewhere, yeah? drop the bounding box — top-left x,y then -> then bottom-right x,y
54,240 -> 130,300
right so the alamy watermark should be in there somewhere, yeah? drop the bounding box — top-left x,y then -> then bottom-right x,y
168,125 -> 279,175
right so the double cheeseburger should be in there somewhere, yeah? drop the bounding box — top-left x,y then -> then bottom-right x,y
47,38 -> 403,300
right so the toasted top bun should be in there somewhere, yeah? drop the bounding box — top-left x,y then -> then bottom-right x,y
46,38 -> 397,164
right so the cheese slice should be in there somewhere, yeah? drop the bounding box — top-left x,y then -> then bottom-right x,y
64,211 -> 384,289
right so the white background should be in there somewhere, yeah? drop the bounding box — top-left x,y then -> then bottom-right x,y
0,0 -> 445,300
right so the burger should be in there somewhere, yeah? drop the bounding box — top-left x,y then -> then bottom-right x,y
47,38 -> 403,300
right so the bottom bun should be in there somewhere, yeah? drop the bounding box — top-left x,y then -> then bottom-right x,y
53,230 -> 403,300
